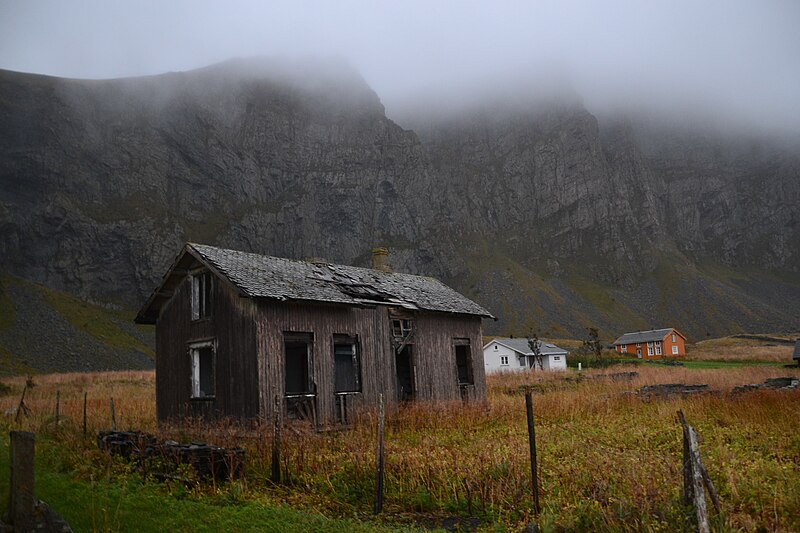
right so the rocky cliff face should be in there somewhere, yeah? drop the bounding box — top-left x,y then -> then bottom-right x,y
1,58 -> 798,341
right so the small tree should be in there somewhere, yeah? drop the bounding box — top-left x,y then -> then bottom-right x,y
527,332 -> 544,371
583,327 -> 603,362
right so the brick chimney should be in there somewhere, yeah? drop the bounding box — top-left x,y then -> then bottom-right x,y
371,247 -> 391,273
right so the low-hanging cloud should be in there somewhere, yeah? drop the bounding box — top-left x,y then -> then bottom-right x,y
1,0 -> 798,133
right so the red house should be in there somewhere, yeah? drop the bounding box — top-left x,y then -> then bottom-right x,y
613,328 -> 687,359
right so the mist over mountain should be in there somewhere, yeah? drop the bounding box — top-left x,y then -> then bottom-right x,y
1,58 -> 799,343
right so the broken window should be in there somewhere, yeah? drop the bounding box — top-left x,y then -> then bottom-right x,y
391,319 -> 414,338
191,271 -> 213,320
333,335 -> 361,393
454,339 -> 474,385
190,341 -> 215,398
284,333 -> 314,395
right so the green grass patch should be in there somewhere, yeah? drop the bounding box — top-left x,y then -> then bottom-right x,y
35,473 -> 412,533
679,360 -> 785,369
0,277 -> 16,331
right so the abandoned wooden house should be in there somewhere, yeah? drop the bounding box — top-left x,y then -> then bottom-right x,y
135,243 -> 494,426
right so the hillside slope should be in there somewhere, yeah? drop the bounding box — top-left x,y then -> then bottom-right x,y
1,58 -> 799,344
0,275 -> 153,375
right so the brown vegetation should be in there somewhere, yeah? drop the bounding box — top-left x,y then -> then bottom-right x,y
1,362 -> 798,531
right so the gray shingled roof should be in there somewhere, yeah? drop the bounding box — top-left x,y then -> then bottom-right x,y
793,340 -> 800,360
486,338 -> 568,356
137,243 -> 493,323
613,328 -> 676,345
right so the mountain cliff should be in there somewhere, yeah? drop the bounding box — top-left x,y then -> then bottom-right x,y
1,58 -> 799,352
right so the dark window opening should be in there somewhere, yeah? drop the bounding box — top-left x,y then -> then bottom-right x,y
455,342 -> 474,385
190,342 -> 215,398
334,335 -> 361,393
284,334 -> 313,395
395,345 -> 415,402
191,271 -> 213,320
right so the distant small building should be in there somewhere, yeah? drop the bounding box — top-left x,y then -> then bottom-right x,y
483,338 -> 568,373
613,328 -> 686,359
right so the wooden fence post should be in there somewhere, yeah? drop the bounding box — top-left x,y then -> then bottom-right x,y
55,390 -> 60,425
687,426 -> 710,533
110,397 -> 116,430
678,410 -> 717,533
374,393 -> 385,514
525,390 -> 541,517
271,395 -> 281,484
83,391 -> 88,436
678,410 -> 693,505
9,431 -> 36,531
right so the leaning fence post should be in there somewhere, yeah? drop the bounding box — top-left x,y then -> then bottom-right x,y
525,390 -> 541,517
271,395 -> 281,484
110,397 -> 116,431
374,393 -> 385,514
9,431 -> 36,531
678,410 -> 693,505
687,426 -> 710,533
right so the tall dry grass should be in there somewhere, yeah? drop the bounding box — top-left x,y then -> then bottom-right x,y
1,365 -> 798,531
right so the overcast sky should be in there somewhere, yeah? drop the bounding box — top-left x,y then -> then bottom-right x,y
1,0 -> 799,132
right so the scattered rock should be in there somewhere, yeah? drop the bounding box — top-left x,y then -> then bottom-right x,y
731,377 -> 799,395
639,383 -> 710,400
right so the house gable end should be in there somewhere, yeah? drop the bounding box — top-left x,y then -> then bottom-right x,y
135,244 -> 247,324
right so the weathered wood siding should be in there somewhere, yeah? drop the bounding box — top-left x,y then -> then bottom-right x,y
156,274 -> 487,425
256,301 -> 393,426
156,274 -> 259,421
256,303 -> 486,425
412,313 -> 486,402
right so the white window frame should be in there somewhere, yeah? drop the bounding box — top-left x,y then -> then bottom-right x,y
655,341 -> 662,355
647,342 -> 654,356
500,356 -> 509,366
619,344 -> 626,353
671,333 -> 677,343
553,356 -> 560,361
672,345 -> 679,355
189,340 -> 215,399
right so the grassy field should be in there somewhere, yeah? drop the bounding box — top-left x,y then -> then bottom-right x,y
0,359 -> 798,531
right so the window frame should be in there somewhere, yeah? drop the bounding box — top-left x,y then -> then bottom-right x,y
333,334 -> 362,394
672,345 -> 679,355
647,342 -> 654,356
655,341 -> 662,355
500,355 -> 509,366
191,270 -> 213,321
453,338 -> 474,385
189,339 -> 216,399
283,332 -> 315,396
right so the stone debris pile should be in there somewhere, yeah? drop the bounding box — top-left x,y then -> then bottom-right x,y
98,431 -> 244,481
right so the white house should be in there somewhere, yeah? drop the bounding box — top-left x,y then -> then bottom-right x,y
483,338 -> 569,373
